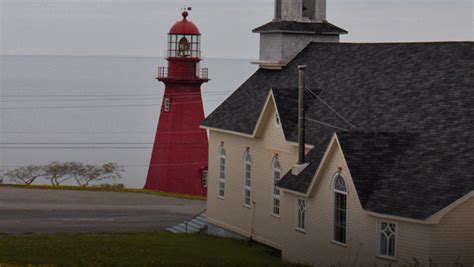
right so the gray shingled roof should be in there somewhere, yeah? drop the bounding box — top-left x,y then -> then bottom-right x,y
252,21 -> 348,35
201,42 -> 474,220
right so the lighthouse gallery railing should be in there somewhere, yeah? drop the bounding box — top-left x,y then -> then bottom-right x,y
157,67 -> 208,80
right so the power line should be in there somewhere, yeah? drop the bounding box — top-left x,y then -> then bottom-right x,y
1,91 -> 234,98
0,99 -> 223,110
0,143 -> 154,145
0,130 -> 204,134
0,93 -> 231,103
0,146 -> 153,150
0,144 -> 208,149
0,162 -> 208,168
305,87 -> 357,130
306,117 -> 350,132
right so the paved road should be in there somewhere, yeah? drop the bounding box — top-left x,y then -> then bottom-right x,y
0,187 -> 206,234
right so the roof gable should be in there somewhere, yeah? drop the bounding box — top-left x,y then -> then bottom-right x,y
202,42 -> 474,220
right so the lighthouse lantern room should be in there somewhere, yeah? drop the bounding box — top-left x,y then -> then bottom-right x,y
145,9 -> 209,196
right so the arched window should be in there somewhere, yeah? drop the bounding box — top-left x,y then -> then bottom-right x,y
272,156 -> 281,216
218,144 -> 226,199
243,149 -> 252,208
297,198 -> 306,231
378,221 -> 398,259
332,174 -> 347,244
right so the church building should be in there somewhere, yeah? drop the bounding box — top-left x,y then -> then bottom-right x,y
201,0 -> 474,265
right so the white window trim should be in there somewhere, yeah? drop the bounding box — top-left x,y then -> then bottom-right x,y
296,198 -> 306,233
271,157 -> 281,217
376,220 -> 399,261
243,150 -> 252,208
217,144 -> 226,199
164,97 -> 171,112
331,173 -> 348,246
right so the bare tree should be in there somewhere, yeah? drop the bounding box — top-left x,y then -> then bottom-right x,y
79,163 -> 123,187
1,162 -> 123,187
2,165 -> 46,186
64,162 -> 87,186
43,162 -> 73,186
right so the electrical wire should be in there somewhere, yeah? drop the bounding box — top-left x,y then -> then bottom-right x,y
305,87 -> 357,130
0,99 -> 223,110
0,147 -> 153,149
0,144 -> 208,149
0,130 -> 203,134
0,162 -> 208,168
1,90 -> 234,98
0,143 -> 154,145
306,117 -> 350,132
0,93 -> 232,103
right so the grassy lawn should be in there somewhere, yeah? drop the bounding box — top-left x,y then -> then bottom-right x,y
0,184 -> 206,201
0,232 -> 304,267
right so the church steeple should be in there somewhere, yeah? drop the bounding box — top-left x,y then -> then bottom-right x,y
253,0 -> 347,70
275,0 -> 326,22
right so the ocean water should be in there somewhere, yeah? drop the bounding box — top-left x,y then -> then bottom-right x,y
0,55 -> 257,188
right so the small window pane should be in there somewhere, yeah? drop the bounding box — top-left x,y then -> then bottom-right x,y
273,198 -> 280,215
274,187 -> 280,195
244,189 -> 251,206
335,175 -> 347,192
219,181 -> 225,197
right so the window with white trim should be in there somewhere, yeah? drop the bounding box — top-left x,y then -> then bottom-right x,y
332,174 -> 347,244
272,156 -> 281,216
297,199 -> 306,231
218,144 -> 226,198
378,221 -> 397,258
243,149 -> 252,208
164,98 -> 171,112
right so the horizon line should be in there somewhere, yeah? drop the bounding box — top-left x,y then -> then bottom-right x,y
0,53 -> 253,61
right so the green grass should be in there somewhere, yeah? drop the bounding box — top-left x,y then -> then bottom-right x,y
0,232 -> 304,267
0,184 -> 206,201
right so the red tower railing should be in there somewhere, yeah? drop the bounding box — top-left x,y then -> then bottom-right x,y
157,67 -> 208,80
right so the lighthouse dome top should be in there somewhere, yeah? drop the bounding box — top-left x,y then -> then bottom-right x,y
169,11 -> 200,35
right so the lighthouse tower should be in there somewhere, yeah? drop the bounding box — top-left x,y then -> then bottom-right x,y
145,10 -> 209,196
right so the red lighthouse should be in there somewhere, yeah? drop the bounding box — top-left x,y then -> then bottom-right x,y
145,10 -> 209,196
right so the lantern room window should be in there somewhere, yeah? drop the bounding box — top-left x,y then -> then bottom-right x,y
168,34 -> 201,58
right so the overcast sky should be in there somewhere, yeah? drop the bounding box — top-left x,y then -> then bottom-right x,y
1,0 -> 472,59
